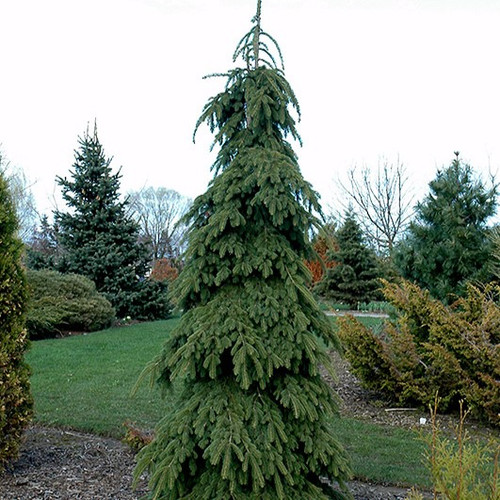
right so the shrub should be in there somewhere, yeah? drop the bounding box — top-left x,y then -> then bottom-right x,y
127,279 -> 172,321
338,279 -> 500,426
26,270 -> 115,339
150,258 -> 179,283
123,422 -> 153,453
357,301 -> 396,314
0,173 -> 33,471
406,399 -> 499,500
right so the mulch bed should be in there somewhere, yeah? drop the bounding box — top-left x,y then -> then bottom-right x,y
1,426 -> 148,500
1,426 -> 415,500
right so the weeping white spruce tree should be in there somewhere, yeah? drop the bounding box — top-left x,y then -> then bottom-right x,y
135,2 -> 351,498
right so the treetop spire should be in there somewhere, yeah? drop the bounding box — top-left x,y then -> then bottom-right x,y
252,0 -> 262,69
233,0 -> 284,70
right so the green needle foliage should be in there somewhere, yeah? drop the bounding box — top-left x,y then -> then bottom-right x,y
0,173 -> 33,471
315,210 -> 382,307
55,125 -> 170,320
394,152 -> 498,302
135,2 -> 351,499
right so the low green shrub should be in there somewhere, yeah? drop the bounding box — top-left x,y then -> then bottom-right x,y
319,298 -> 395,314
317,299 -> 352,312
26,270 -> 115,339
338,279 -> 500,426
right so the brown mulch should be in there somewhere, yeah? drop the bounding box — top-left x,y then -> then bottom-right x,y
1,427 -> 149,500
1,351 -> 496,500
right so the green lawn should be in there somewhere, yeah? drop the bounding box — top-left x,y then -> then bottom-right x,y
27,319 -> 429,488
27,320 -> 180,435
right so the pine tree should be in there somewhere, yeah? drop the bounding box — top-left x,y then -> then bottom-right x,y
394,153 -> 497,302
55,125 -> 170,320
315,211 -> 381,307
135,2 -> 351,498
0,172 -> 33,471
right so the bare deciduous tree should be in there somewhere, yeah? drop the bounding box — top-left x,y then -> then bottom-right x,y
339,159 -> 414,254
127,187 -> 191,262
0,149 -> 38,242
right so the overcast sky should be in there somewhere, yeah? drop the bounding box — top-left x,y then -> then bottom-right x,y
1,0 -> 499,218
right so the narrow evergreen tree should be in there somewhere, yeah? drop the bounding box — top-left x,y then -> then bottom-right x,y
55,125 -> 170,320
315,211 -> 381,307
135,2 -> 351,498
394,153 -> 497,302
0,173 -> 33,471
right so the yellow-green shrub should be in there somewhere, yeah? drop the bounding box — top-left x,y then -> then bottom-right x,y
0,174 -> 33,471
338,279 -> 499,426
406,400 -> 499,500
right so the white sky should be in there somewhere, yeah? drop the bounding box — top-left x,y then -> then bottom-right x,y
1,0 -> 500,217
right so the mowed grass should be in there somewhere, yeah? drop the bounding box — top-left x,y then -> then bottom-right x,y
27,318 -> 429,488
27,320 -> 180,436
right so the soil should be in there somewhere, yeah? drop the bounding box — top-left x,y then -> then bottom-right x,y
1,348 -> 497,500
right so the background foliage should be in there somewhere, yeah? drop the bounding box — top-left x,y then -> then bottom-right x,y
315,211 -> 382,307
54,125 -> 170,320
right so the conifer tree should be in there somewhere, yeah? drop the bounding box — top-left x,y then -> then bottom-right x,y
0,172 -> 33,471
55,125 -> 170,320
315,211 -> 381,307
394,153 -> 497,302
135,2 -> 351,498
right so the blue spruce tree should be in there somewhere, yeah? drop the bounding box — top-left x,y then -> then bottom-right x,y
55,125 -> 170,320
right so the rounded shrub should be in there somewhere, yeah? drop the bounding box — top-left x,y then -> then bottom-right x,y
26,270 -> 115,339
